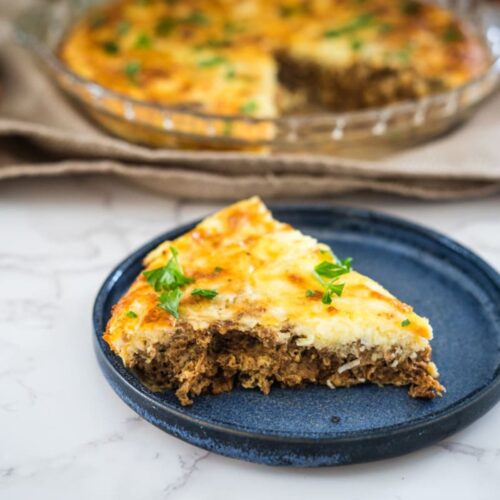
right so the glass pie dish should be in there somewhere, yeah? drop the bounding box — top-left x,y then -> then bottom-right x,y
16,0 -> 500,157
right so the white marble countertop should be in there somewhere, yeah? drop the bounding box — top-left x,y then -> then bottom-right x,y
1,176 -> 499,500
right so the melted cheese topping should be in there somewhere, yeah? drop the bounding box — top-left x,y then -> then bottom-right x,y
105,197 -> 433,363
61,0 -> 488,117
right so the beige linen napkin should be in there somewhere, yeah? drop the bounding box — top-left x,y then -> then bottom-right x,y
1,14 -> 499,199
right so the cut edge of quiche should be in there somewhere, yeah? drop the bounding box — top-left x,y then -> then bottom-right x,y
104,197 -> 444,405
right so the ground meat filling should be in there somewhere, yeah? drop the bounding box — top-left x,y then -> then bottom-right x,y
132,326 -> 444,406
275,51 -> 444,112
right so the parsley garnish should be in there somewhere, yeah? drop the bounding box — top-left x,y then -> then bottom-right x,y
225,67 -> 236,80
159,288 -> 183,319
102,40 -> 119,54
90,12 -> 107,29
223,120 -> 233,136
401,319 -> 411,327
156,17 -> 177,36
191,288 -> 218,299
143,247 -> 195,318
143,247 -> 194,292
314,257 -> 352,304
378,22 -> 395,34
126,310 -> 138,318
198,56 -> 227,68
134,32 -> 152,49
240,99 -> 258,114
442,24 -> 464,43
116,20 -> 130,36
196,38 -> 232,50
323,13 -> 374,38
401,1 -> 421,15
124,61 -> 141,84
185,11 -> 210,26
305,289 -> 315,297
214,266 -> 223,273
351,39 -> 363,51
278,4 -> 307,17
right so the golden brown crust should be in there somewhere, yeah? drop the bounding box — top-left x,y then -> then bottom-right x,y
60,0 -> 489,117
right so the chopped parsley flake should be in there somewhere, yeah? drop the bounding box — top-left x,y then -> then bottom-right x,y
198,56 -> 227,68
401,1 -> 422,15
278,4 -> 307,17
442,24 -> 464,43
225,67 -> 236,80
196,38 -> 232,50
351,39 -> 363,51
124,61 -> 141,84
102,40 -> 119,54
185,11 -> 210,26
223,120 -> 233,136
214,266 -> 223,273
305,289 -> 315,297
191,288 -> 218,299
126,310 -> 138,318
314,257 -> 352,304
143,247 -> 195,318
90,12 -> 107,29
156,17 -> 177,36
378,22 -> 395,34
116,20 -> 131,36
143,247 -> 194,292
159,288 -> 183,319
239,99 -> 258,114
401,318 -> 411,327
134,32 -> 152,49
323,13 -> 374,38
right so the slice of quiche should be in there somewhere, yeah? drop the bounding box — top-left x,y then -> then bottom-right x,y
104,197 -> 444,405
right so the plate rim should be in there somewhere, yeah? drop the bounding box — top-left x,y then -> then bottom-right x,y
92,205 -> 500,447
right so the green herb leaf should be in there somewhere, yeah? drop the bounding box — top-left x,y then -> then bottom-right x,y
184,11 -> 210,26
322,283 -> 345,304
305,289 -> 315,297
223,120 -> 233,136
90,12 -> 107,29
378,22 -> 395,34
116,20 -> 131,36
401,318 -> 411,327
198,56 -> 227,68
239,99 -> 258,114
196,38 -> 232,50
442,24 -> 464,43
191,288 -> 218,299
102,40 -> 119,54
134,32 -> 152,49
314,258 -> 352,280
323,13 -> 374,38
314,257 -> 352,303
351,39 -> 363,51
278,4 -> 307,17
156,16 -> 177,36
124,61 -> 141,84
214,266 -> 223,273
225,67 -> 236,80
158,288 -> 183,318
143,247 -> 194,292
401,1 -> 422,15
126,310 -> 138,318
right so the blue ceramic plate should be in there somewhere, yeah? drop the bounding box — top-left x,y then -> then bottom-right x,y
93,206 -> 500,466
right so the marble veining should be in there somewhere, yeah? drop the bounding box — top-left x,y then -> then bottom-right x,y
0,176 -> 499,499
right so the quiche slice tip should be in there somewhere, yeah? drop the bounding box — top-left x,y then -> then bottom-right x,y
104,197 -> 444,405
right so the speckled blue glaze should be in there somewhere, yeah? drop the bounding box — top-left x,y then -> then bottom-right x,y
93,206 -> 500,467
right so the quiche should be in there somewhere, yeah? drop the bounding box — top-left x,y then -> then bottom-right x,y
104,197 -> 444,405
60,0 -> 489,118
